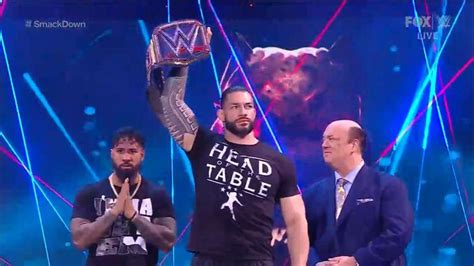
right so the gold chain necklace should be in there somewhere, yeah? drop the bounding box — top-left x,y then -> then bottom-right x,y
108,173 -> 142,198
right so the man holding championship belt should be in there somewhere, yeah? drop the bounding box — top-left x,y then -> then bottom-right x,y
146,20 -> 309,266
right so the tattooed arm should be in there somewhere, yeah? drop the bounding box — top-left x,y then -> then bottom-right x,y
146,28 -> 211,152
71,181 -> 130,250
132,216 -> 177,252
71,212 -> 118,250
147,67 -> 199,152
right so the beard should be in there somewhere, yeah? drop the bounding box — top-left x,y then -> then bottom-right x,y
225,119 -> 255,138
112,162 -> 140,182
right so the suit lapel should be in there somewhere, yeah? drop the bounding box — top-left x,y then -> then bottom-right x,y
336,165 -> 371,227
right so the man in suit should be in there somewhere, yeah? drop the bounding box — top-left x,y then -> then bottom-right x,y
304,120 -> 414,266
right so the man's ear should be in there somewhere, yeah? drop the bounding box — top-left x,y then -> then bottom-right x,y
352,139 -> 360,153
217,109 -> 225,122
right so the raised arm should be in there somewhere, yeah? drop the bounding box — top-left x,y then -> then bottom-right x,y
147,67 -> 199,152
146,27 -> 212,152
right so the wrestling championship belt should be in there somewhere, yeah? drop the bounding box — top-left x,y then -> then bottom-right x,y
146,19 -> 210,85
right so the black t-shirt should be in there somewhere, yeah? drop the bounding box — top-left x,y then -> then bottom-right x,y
71,178 -> 174,266
186,127 -> 299,260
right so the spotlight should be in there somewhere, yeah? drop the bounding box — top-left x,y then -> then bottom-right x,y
448,150 -> 460,161
437,246 -> 456,258
83,121 -> 96,132
415,218 -> 433,232
441,193 -> 459,213
98,140 -> 107,148
84,106 -> 96,116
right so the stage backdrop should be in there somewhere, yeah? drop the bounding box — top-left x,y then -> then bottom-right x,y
0,1 -> 473,265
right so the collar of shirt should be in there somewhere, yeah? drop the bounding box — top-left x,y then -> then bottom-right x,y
334,160 -> 365,185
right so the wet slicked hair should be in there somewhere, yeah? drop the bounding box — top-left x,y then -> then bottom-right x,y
111,127 -> 145,149
348,126 -> 366,153
220,86 -> 252,107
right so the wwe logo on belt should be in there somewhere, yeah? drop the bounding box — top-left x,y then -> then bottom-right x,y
148,19 -> 210,67
159,23 -> 202,56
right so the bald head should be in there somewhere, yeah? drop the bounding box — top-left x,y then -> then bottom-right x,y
322,120 -> 366,171
325,120 -> 365,153
326,120 -> 362,131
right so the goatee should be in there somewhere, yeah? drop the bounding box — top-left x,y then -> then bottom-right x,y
225,120 -> 255,138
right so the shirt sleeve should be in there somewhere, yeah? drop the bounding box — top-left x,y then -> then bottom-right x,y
276,157 -> 300,200
152,187 -> 175,219
71,185 -> 96,221
186,126 -> 213,159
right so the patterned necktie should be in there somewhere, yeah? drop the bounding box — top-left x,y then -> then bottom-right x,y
336,178 -> 348,220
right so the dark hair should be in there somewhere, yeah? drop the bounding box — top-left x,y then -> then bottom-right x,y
220,86 -> 252,107
111,127 -> 145,149
348,126 -> 366,153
